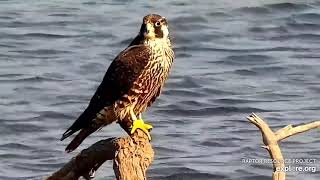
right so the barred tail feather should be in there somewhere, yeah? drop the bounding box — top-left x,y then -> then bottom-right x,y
60,108 -> 95,141
65,125 -> 100,153
60,129 -> 75,141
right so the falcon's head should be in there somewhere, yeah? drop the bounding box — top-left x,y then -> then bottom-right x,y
140,14 -> 169,40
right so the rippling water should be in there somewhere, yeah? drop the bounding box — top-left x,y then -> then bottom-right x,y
1,0 -> 320,179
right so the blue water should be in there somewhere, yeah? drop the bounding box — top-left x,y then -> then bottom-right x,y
0,0 -> 319,179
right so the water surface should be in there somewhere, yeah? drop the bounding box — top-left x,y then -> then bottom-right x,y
0,0 -> 320,179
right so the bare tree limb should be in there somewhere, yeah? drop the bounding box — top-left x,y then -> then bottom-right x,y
46,130 -> 154,180
247,113 -> 320,180
275,121 -> 320,141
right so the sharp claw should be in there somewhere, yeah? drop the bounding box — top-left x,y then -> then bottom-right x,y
145,124 -> 153,130
141,128 -> 151,140
143,127 -> 153,141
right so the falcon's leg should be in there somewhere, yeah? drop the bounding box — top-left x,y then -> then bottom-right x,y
130,110 -> 153,140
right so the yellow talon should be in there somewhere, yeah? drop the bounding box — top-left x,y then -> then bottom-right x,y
130,119 -> 153,140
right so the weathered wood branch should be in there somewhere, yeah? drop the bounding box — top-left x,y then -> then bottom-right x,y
46,129 -> 154,180
247,113 -> 320,180
275,121 -> 320,141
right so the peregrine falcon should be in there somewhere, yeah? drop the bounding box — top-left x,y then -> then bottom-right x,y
61,14 -> 175,152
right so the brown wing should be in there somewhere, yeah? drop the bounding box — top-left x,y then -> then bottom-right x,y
61,45 -> 152,140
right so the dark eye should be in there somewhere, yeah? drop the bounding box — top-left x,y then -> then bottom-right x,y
155,21 -> 161,27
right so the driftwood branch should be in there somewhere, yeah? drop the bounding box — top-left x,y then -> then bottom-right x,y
247,113 -> 320,180
46,129 -> 154,180
275,121 -> 320,141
